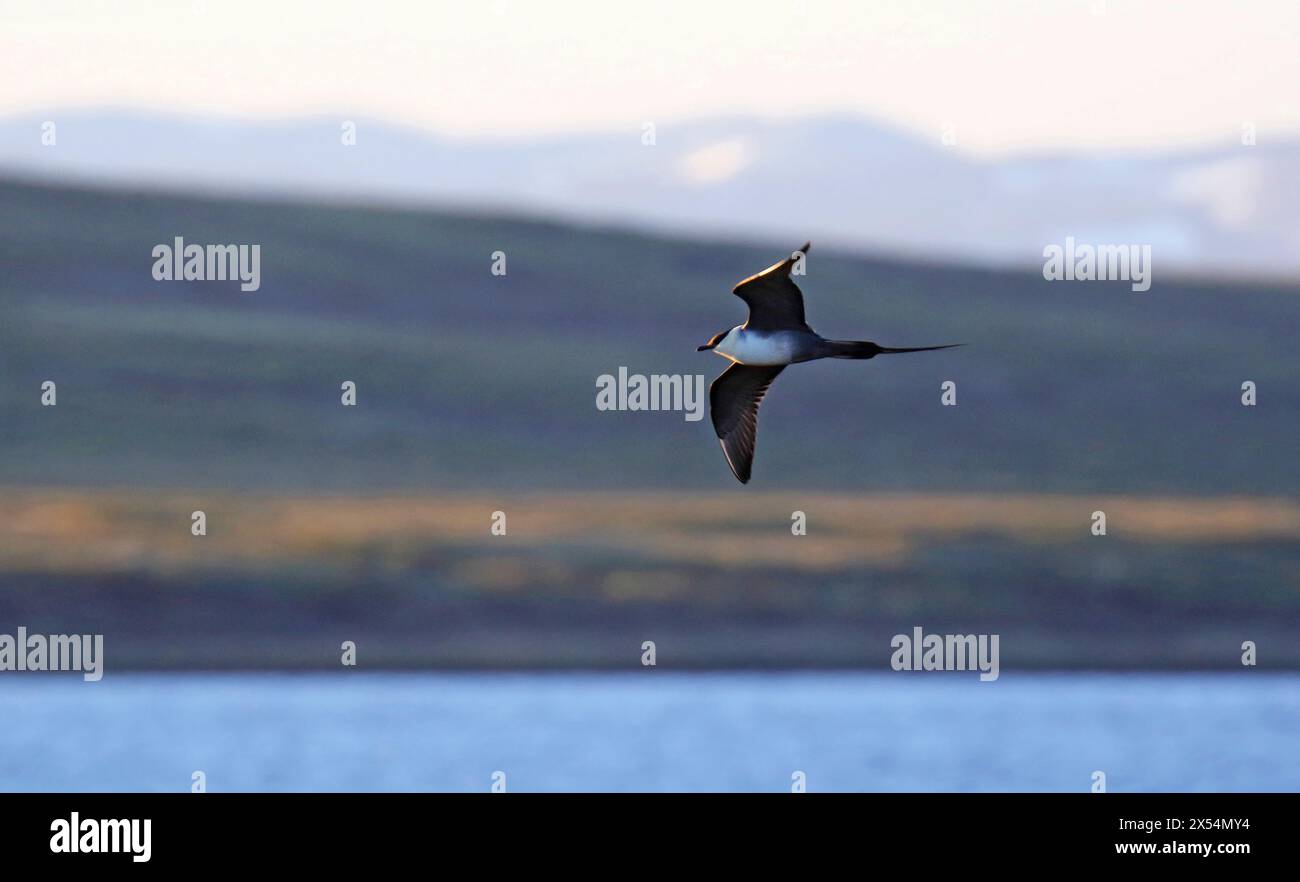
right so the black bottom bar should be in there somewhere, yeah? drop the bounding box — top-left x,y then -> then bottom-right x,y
0,793 -> 1279,867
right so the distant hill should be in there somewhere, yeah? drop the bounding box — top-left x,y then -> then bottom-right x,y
3,178 -> 1300,671
1,177 -> 1297,495
2,110 -> 1300,277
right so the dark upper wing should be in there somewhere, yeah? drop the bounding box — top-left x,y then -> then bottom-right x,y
709,363 -> 785,484
731,241 -> 811,332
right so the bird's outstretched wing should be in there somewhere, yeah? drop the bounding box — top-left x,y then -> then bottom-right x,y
731,241 -> 811,332
709,363 -> 785,483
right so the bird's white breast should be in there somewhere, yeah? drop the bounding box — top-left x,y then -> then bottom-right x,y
713,327 -> 795,366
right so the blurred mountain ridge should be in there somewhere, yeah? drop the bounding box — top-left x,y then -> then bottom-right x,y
3,109 -> 1299,278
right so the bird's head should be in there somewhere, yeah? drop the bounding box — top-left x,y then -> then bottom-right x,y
697,328 -> 731,352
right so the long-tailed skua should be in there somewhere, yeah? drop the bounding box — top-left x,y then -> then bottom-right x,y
698,242 -> 960,483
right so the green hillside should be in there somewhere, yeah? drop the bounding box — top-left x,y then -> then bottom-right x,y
3,178 -> 1297,494
2,178 -> 1299,671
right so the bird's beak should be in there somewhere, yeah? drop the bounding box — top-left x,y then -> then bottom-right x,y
697,343 -> 715,351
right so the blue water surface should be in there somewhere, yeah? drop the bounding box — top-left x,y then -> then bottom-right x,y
0,672 -> 1295,792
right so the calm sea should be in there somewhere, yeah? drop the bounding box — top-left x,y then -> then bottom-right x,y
1,672 -> 1296,792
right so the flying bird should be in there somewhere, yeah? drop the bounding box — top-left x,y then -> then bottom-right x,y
698,242 -> 959,483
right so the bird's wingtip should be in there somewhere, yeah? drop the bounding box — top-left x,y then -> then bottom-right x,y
719,440 -> 751,484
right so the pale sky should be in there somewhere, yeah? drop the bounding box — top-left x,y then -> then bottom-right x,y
2,0 -> 1297,155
